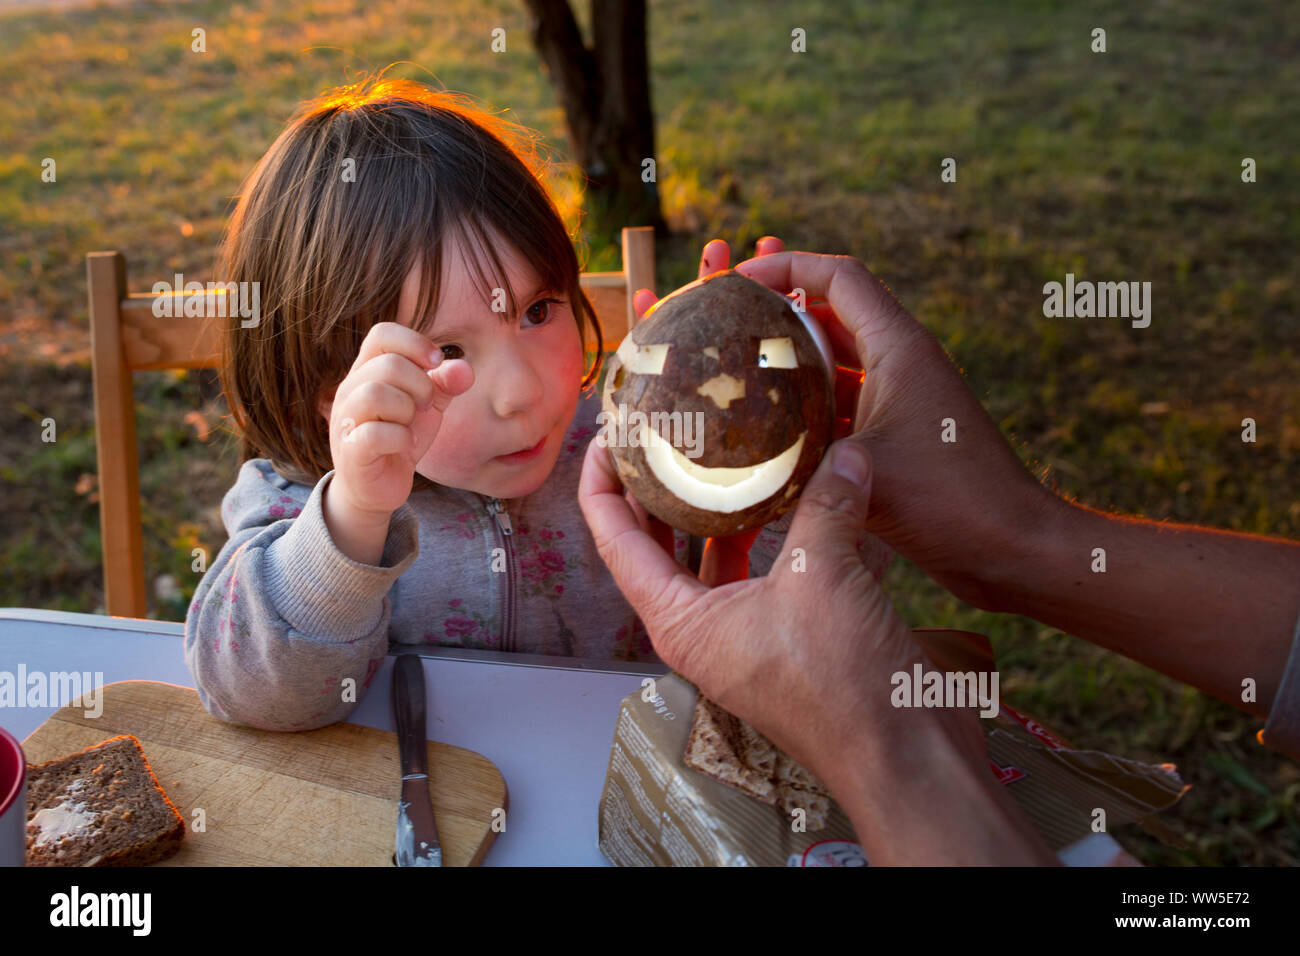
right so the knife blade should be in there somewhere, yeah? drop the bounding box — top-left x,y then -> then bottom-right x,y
392,652 -> 443,867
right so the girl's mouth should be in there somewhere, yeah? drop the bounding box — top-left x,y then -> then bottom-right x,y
495,433 -> 547,463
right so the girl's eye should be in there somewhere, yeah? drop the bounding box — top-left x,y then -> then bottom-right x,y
438,344 -> 464,360
523,297 -> 562,327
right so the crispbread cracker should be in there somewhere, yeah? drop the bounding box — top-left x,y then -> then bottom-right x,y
735,712 -> 778,779
777,786 -> 831,830
684,695 -> 775,800
773,750 -> 821,790
683,694 -> 832,830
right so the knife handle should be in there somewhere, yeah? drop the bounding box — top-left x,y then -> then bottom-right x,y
392,654 -> 428,777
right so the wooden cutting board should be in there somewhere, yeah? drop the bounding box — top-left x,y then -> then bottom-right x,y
21,681 -> 507,866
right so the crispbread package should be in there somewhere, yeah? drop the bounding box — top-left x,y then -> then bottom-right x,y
597,629 -> 1189,866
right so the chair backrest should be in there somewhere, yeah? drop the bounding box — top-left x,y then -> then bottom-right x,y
87,226 -> 655,619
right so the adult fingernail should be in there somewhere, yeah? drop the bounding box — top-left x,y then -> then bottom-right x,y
831,442 -> 870,488
428,348 -> 443,367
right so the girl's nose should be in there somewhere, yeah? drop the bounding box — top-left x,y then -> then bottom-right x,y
490,345 -> 546,419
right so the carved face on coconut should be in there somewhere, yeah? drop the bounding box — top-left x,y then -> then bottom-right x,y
600,269 -> 835,538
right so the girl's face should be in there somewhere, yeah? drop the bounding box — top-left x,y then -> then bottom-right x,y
395,234 -> 585,500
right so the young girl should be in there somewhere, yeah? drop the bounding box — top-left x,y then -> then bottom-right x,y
182,75 -> 850,732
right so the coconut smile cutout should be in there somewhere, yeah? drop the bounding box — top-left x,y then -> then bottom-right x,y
643,426 -> 806,513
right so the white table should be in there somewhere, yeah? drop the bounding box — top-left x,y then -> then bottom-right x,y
0,607 -> 667,867
0,608 -> 1128,866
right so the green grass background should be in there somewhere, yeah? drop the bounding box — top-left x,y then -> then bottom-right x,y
1,0 -> 1297,864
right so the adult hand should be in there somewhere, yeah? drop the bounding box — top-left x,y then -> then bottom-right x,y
731,251 -> 1055,610
581,416 -> 1060,863
580,423 -> 983,786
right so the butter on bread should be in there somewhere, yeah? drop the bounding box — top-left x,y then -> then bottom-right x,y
25,734 -> 185,866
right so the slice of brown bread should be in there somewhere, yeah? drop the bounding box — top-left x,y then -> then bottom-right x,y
25,735 -> 185,866
682,694 -> 832,830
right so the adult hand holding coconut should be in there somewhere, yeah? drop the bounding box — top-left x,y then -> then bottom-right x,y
583,244 -> 1300,864
728,250 -> 1052,611
732,251 -> 1300,737
578,244 -> 1057,864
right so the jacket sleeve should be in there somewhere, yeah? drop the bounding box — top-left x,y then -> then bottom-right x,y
183,459 -> 418,731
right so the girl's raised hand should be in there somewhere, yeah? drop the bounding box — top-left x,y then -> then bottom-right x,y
322,321 -> 473,520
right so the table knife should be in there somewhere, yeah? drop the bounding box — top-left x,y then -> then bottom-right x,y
392,652 -> 443,867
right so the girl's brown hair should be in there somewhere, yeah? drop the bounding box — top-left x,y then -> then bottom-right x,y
216,74 -> 603,491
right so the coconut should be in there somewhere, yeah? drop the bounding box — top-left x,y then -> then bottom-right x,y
599,269 -> 835,538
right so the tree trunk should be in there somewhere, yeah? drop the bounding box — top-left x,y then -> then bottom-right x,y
524,0 -> 669,245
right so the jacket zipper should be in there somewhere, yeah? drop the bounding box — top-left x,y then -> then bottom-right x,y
485,496 -> 516,652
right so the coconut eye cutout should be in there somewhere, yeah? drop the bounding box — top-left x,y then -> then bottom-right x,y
615,336 -> 670,374
757,337 -> 797,368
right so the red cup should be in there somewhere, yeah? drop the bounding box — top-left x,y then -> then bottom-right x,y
0,727 -> 26,867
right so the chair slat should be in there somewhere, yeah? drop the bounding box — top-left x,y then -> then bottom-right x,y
582,281 -> 631,350
86,251 -> 147,618
121,294 -> 223,370
622,227 -> 655,331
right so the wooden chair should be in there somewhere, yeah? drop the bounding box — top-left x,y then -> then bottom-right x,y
87,226 -> 656,619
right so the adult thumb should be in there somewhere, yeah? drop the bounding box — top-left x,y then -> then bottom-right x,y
780,436 -> 874,571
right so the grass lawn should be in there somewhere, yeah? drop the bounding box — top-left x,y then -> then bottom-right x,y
1,0 -> 1297,864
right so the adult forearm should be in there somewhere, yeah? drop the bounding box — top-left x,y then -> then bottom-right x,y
816,710 -> 1059,865
982,494 -> 1300,717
